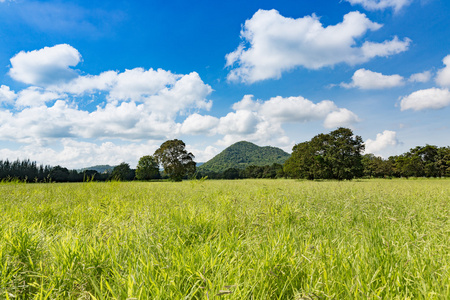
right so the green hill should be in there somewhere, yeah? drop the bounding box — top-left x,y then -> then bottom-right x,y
79,165 -> 115,174
198,141 -> 290,173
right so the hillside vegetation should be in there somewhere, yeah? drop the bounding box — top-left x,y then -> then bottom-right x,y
0,179 -> 449,299
198,141 -> 290,173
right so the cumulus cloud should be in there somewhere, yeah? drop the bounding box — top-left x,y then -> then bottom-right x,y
226,10 -> 411,83
409,71 -> 432,83
323,108 -> 361,128
15,87 -> 65,108
345,0 -> 412,12
436,55 -> 450,87
9,44 -> 81,86
180,113 -> 219,135
186,145 -> 220,163
0,139 -> 161,169
400,88 -> 450,111
364,130 -> 398,154
0,85 -> 16,105
341,68 -> 405,89
213,95 -> 360,147
0,43 -> 215,144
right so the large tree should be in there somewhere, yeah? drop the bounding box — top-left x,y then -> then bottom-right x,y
284,127 -> 364,180
111,162 -> 134,181
154,139 -> 196,181
135,155 -> 160,180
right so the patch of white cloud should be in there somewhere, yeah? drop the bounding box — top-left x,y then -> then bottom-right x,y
364,130 -> 398,155
341,68 -> 405,89
214,95 -> 360,147
323,108 -> 361,128
185,145 -> 220,163
226,9 -> 411,83
0,139 -> 160,169
345,0 -> 412,12
9,44 -> 81,86
436,55 -> 450,87
180,113 -> 219,135
15,87 -> 65,108
400,88 -> 450,111
0,85 -> 16,105
409,70 -> 432,83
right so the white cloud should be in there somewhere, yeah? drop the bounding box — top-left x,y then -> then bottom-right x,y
226,10 -> 410,83
218,110 -> 261,135
342,68 -> 404,89
259,96 -> 337,122
185,145 -> 220,163
0,85 -> 16,105
345,0 -> 412,12
323,108 -> 361,128
436,55 -> 450,87
400,88 -> 450,111
0,139 -> 161,169
180,113 -> 219,135
215,95 -> 359,147
409,71 -> 432,83
9,44 -> 81,86
55,68 -> 212,117
15,87 -> 65,108
364,130 -> 398,154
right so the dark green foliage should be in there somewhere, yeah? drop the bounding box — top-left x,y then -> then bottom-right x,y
0,159 -> 51,182
198,141 -> 290,174
50,166 -> 70,182
154,139 -> 196,181
362,154 -> 394,178
390,145 -> 450,178
284,127 -> 364,180
135,155 -> 160,180
110,163 -> 135,181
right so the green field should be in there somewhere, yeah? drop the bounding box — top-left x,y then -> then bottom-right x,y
0,179 -> 449,299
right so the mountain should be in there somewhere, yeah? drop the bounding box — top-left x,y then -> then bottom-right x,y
198,141 -> 290,173
79,165 -> 115,174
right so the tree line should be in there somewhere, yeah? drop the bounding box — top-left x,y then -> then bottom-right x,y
1,129 -> 449,182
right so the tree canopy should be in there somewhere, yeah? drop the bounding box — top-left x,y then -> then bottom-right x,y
111,163 -> 135,181
284,127 -> 364,180
135,155 -> 160,180
154,139 -> 196,181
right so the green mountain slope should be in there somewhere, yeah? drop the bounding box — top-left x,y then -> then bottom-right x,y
79,165 -> 115,173
198,141 -> 290,173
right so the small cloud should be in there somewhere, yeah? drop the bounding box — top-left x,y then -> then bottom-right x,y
409,70 -> 432,83
0,85 -> 17,105
400,88 -> 450,111
323,108 -> 360,128
345,0 -> 413,12
341,68 -> 404,89
180,113 -> 219,135
364,130 -> 398,155
436,55 -> 450,87
9,44 -> 81,86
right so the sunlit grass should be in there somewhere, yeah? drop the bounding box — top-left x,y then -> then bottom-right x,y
0,179 -> 449,299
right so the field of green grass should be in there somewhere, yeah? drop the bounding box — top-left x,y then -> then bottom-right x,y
0,179 -> 449,299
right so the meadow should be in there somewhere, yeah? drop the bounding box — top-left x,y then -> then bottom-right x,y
0,179 -> 449,299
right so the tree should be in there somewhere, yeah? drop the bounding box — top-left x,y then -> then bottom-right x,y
284,127 -> 364,180
50,165 -> 70,182
111,163 -> 134,181
154,139 -> 196,181
136,155 -> 160,180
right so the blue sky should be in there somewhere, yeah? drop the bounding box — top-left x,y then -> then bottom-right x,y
0,0 -> 449,168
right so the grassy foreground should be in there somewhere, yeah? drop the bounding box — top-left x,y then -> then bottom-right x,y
0,179 -> 449,299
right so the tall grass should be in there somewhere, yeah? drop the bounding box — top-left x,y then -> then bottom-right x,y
0,179 -> 449,299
